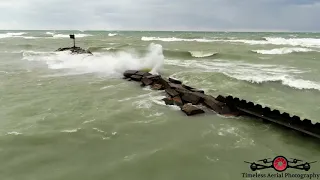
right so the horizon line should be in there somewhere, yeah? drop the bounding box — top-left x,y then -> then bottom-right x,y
0,29 -> 319,33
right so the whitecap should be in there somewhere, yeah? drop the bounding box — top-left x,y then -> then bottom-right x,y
252,47 -> 315,55
189,51 -> 218,58
6,131 -> 22,135
165,59 -> 320,91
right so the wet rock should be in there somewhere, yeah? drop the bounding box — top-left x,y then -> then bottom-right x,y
181,104 -> 205,116
216,95 -> 226,103
56,46 -> 92,55
182,84 -> 194,90
141,77 -> 153,86
151,83 -> 164,90
172,96 -> 184,106
190,89 -> 205,94
146,75 -> 161,80
162,98 -> 174,105
156,77 -> 170,89
124,70 -> 138,78
136,71 -> 152,77
176,88 -> 192,95
203,95 -> 234,115
165,88 -> 179,97
168,83 -> 191,94
168,77 -> 182,84
181,92 -> 202,105
130,75 -> 143,81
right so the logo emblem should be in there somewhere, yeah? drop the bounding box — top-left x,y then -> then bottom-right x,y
245,156 -> 316,172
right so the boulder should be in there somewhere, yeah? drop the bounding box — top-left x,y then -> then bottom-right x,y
181,92 -> 202,105
203,95 -> 235,115
124,70 -> 138,78
130,75 -> 143,81
182,84 -> 194,90
181,104 -> 205,116
141,77 -> 153,86
136,71 -> 152,77
190,89 -> 205,94
155,77 -> 170,89
165,88 -> 179,97
151,83 -> 164,90
168,83 -> 191,93
146,75 -> 161,80
168,77 -> 182,84
175,88 -> 192,95
172,96 -> 184,106
162,98 -> 174,105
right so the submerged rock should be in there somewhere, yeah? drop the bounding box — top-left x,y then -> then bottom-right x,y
56,46 -> 92,55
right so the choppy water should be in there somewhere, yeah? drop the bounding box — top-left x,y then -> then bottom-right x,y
1,30 -> 320,180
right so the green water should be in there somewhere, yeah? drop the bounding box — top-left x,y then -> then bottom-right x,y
0,31 -> 320,180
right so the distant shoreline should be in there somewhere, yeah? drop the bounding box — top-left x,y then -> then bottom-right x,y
0,30 -> 319,33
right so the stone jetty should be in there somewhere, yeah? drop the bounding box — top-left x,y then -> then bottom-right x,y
55,46 -> 92,55
55,34 -> 92,55
123,70 -> 320,140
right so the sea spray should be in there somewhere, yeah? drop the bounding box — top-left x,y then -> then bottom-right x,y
22,43 -> 165,77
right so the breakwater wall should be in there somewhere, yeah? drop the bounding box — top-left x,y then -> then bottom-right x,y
123,70 -> 320,139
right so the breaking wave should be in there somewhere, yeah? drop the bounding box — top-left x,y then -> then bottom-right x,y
141,36 -> 320,48
0,32 -> 27,39
189,51 -> 218,58
163,50 -> 218,58
141,36 -> 216,42
98,46 -> 218,59
22,43 -> 164,76
252,47 -> 316,55
165,59 -> 320,91
108,33 -> 117,37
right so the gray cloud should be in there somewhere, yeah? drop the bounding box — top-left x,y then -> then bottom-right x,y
0,0 -> 319,31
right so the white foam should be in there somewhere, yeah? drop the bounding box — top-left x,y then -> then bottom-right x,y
141,36 -> 320,48
46,32 -> 55,35
225,37 -> 320,48
61,128 -> 81,133
263,37 -> 320,48
189,51 -> 217,58
165,59 -> 320,91
23,36 -> 39,39
6,131 -> 22,135
52,33 -> 92,38
0,32 -> 26,39
22,43 -> 164,77
108,33 -> 117,37
141,36 -> 215,42
252,47 -> 315,55
133,99 -> 152,109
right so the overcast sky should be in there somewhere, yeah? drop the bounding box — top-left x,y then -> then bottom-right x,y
0,0 -> 319,31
